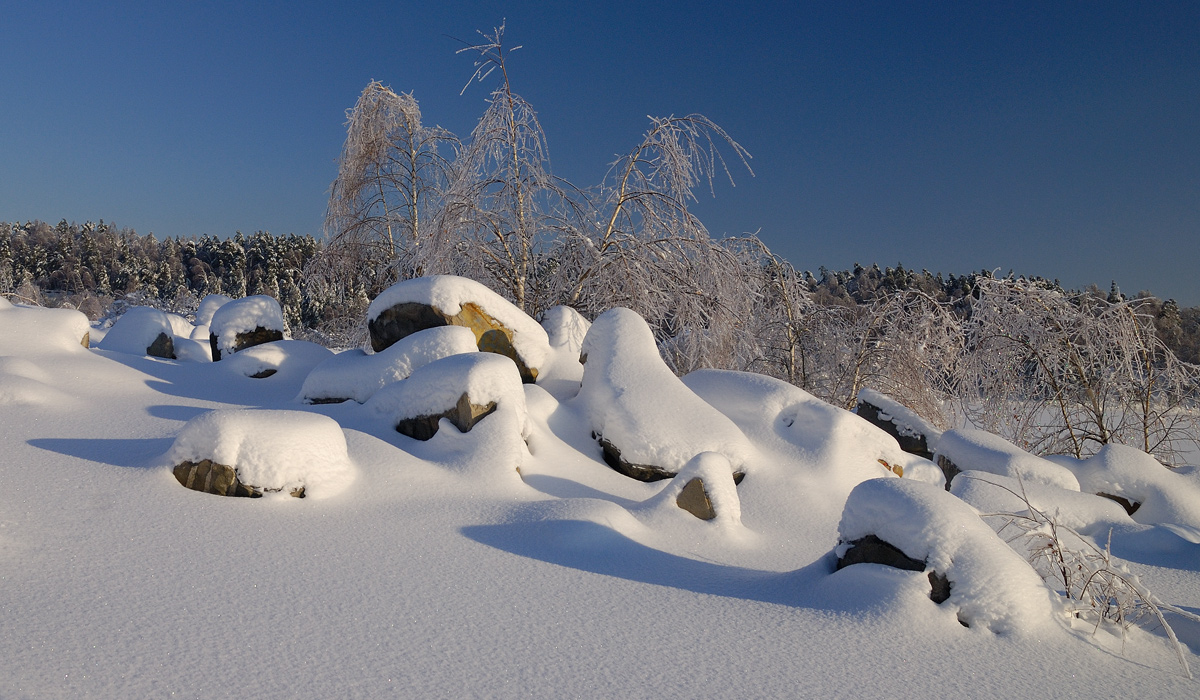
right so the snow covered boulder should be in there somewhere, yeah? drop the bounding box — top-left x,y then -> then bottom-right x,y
836,478 -> 1055,633
366,276 -> 550,383
368,352 -> 528,442
1066,444 -> 1200,529
0,301 -> 92,354
208,295 -> 286,361
167,409 -> 355,499
298,326 -> 478,404
855,389 -> 941,460
219,340 -> 334,380
934,428 -> 1080,491
96,306 -> 177,359
575,308 -> 753,483
645,452 -> 742,523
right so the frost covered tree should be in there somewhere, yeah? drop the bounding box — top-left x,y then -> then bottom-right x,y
317,81 -> 458,300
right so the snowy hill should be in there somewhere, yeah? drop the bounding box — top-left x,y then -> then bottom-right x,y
2,282 -> 1200,699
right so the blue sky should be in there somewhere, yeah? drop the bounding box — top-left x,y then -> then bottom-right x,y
3,1 -> 1198,303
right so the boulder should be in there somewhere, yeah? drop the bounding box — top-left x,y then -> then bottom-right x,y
396,392 -> 497,441
836,534 -> 950,604
366,276 -> 550,383
96,306 -> 177,359
675,477 -> 717,520
855,392 -> 937,460
208,295 -> 286,361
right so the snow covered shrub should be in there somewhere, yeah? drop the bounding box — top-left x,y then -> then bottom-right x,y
366,275 -> 550,383
167,409 -> 356,499
961,473 -> 1200,678
836,477 -> 1055,634
208,295 -> 287,361
298,325 -> 478,404
575,307 -> 753,482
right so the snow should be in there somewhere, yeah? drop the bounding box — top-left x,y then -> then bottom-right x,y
208,294 -> 287,353
218,340 -> 334,380
837,477 -> 1057,634
1066,444 -> 1200,533
165,408 -> 356,498
95,306 -> 175,356
936,427 -> 1081,491
194,293 -> 233,326
367,275 -> 550,372
2,296 -> 1200,697
298,325 -> 478,403
575,308 -> 754,477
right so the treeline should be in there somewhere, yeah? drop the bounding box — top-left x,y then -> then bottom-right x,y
0,219 -> 322,329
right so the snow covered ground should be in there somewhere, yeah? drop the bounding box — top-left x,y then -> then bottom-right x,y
3,291 -> 1200,698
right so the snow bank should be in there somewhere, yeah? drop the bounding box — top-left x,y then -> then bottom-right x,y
366,275 -> 549,376
194,294 -> 232,326
0,301 -> 91,354
639,452 -> 743,527
837,478 -> 1055,633
935,428 -> 1080,491
218,341 -> 333,380
298,326 -> 478,404
209,295 -> 287,355
1066,444 -> 1200,531
575,308 -> 753,478
96,306 -> 175,357
166,409 -> 356,498
951,470 -> 1131,535
0,356 -> 69,406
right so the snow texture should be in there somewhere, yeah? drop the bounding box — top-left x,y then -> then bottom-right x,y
96,306 -> 175,356
936,427 -> 1081,491
194,294 -> 233,326
540,305 -> 590,356
367,275 -> 549,371
0,301 -> 91,354
171,335 -> 213,363
951,470 -> 1131,535
219,340 -> 334,380
857,387 -> 943,447
298,326 -> 478,404
166,408 -> 356,498
838,477 -> 1056,634
209,294 -> 287,353
575,308 -> 753,476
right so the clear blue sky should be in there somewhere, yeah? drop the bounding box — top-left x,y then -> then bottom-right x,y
3,1 -> 1198,303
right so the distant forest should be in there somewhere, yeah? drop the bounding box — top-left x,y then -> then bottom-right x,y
3,218 -> 1199,365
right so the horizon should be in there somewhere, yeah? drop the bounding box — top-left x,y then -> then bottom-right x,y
3,1 -> 1198,304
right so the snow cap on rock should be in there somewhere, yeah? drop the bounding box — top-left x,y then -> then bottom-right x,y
209,295 -> 286,354
97,306 -> 176,357
936,428 -> 1080,491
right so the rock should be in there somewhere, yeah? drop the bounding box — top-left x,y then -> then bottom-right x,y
173,459 -> 262,497
597,435 -> 744,484
1097,492 -> 1141,516
675,477 -> 717,520
396,392 -> 497,441
855,398 -> 934,460
836,534 -> 951,604
366,277 -> 550,384
146,331 -> 176,360
209,326 -> 284,361
936,454 -> 962,488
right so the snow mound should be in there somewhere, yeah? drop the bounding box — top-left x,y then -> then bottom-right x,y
1067,444 -> 1200,531
218,341 -> 333,380
171,336 -> 212,362
0,302 -> 91,354
540,305 -> 590,356
0,356 -> 68,406
936,428 -> 1080,491
366,275 -> 549,376
837,477 -> 1055,633
164,312 -> 194,338
298,326 -> 478,404
951,470 -> 1130,535
194,294 -> 233,326
209,295 -> 287,354
97,306 -> 175,356
166,409 -> 356,498
638,452 -> 743,528
575,308 -> 753,478
368,352 -> 529,438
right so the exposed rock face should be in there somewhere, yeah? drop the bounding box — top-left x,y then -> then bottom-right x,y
81,331 -> 90,349
396,392 -> 498,441
173,459 -> 305,498
1097,492 -> 1141,516
856,399 -> 934,460
675,477 -> 717,520
936,454 -> 962,488
209,326 -> 284,361
146,332 -> 176,360
836,534 -> 951,604
369,301 -> 539,383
